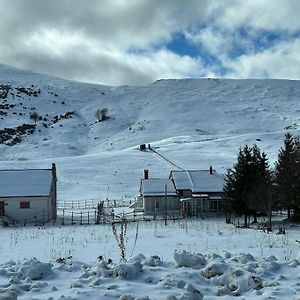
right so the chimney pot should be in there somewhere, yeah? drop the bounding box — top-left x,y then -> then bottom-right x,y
144,169 -> 149,179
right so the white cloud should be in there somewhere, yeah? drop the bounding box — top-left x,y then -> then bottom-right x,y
0,0 -> 299,84
226,38 -> 300,79
216,0 -> 300,33
184,0 -> 300,79
0,0 -> 212,85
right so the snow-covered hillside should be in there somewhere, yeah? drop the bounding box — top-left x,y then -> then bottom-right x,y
0,63 -> 300,200
1,64 -> 300,300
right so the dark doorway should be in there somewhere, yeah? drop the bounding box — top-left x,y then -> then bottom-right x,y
0,201 -> 5,216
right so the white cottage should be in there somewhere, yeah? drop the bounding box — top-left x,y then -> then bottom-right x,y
138,170 -> 180,214
169,168 -> 224,216
0,164 -> 57,225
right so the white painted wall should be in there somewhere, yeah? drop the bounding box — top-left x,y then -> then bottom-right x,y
2,196 -> 51,224
143,196 -> 180,213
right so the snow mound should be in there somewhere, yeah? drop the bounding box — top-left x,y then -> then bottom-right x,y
114,261 -> 142,279
0,251 -> 299,299
0,290 -> 17,300
174,250 -> 206,269
179,283 -> 203,300
144,255 -> 162,267
17,258 -> 53,280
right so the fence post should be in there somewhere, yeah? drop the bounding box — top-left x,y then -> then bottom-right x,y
42,209 -> 45,226
80,212 -> 83,225
88,211 -> 90,225
62,209 -> 65,225
71,212 -> 74,225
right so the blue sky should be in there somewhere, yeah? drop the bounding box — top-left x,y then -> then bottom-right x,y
0,0 -> 299,85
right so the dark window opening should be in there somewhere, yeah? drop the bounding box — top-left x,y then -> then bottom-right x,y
210,200 -> 220,212
20,201 -> 30,209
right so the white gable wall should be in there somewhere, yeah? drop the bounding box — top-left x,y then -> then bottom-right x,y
2,196 -> 52,224
0,165 -> 57,224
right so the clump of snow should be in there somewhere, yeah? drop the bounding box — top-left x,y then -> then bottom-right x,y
144,255 -> 162,267
0,290 -> 18,300
120,295 -> 135,300
174,250 -> 206,269
288,260 -> 299,268
231,253 -> 255,264
17,258 -> 53,280
114,261 -> 142,279
201,261 -> 228,279
159,273 -> 186,289
179,283 -> 203,300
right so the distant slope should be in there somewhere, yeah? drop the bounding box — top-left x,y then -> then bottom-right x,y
0,64 -> 299,200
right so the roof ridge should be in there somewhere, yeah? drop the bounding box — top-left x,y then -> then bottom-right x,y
186,170 -> 195,188
0,168 -> 51,172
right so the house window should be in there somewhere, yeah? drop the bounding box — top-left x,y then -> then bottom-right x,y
155,201 -> 160,209
210,200 -> 219,212
20,201 -> 30,209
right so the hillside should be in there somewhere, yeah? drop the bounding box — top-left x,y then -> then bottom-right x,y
0,64 -> 299,200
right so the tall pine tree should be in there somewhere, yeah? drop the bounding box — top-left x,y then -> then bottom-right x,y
275,132 -> 298,219
223,145 -> 273,227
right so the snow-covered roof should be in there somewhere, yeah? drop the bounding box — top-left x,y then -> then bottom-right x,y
0,169 -> 53,197
170,170 -> 224,193
140,179 -> 177,196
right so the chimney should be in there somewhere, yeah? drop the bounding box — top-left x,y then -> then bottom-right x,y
144,169 -> 149,180
52,163 -> 57,179
209,166 -> 213,175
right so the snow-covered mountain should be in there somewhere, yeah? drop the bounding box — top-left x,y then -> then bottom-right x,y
0,64 -> 299,200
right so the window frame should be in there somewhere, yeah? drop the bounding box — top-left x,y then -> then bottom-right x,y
20,201 -> 30,209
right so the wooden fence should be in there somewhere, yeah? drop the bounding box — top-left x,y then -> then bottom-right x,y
4,200 -> 182,227
57,210 -> 182,226
57,199 -> 128,210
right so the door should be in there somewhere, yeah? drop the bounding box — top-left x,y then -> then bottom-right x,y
0,201 -> 5,216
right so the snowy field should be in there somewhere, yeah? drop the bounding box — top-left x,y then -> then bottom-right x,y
0,218 -> 300,299
1,65 -> 300,299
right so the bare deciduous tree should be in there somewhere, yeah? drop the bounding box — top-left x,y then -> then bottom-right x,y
95,107 -> 109,122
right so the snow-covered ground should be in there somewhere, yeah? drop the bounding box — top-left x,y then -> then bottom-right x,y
1,64 -> 300,299
0,218 -> 299,299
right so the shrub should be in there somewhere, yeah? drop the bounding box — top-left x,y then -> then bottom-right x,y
95,107 -> 109,122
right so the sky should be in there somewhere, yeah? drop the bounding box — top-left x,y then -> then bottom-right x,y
0,0 -> 299,86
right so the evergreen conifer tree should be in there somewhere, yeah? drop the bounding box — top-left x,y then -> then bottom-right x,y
275,132 -> 298,219
223,144 -> 273,227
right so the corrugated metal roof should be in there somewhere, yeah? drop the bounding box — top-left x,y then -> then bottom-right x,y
170,170 -> 224,192
0,169 -> 53,197
141,179 -> 177,196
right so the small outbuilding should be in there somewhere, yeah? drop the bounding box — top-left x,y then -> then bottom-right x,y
138,170 -> 180,214
0,164 -> 57,225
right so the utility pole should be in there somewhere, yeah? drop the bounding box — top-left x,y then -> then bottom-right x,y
164,184 -> 167,226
